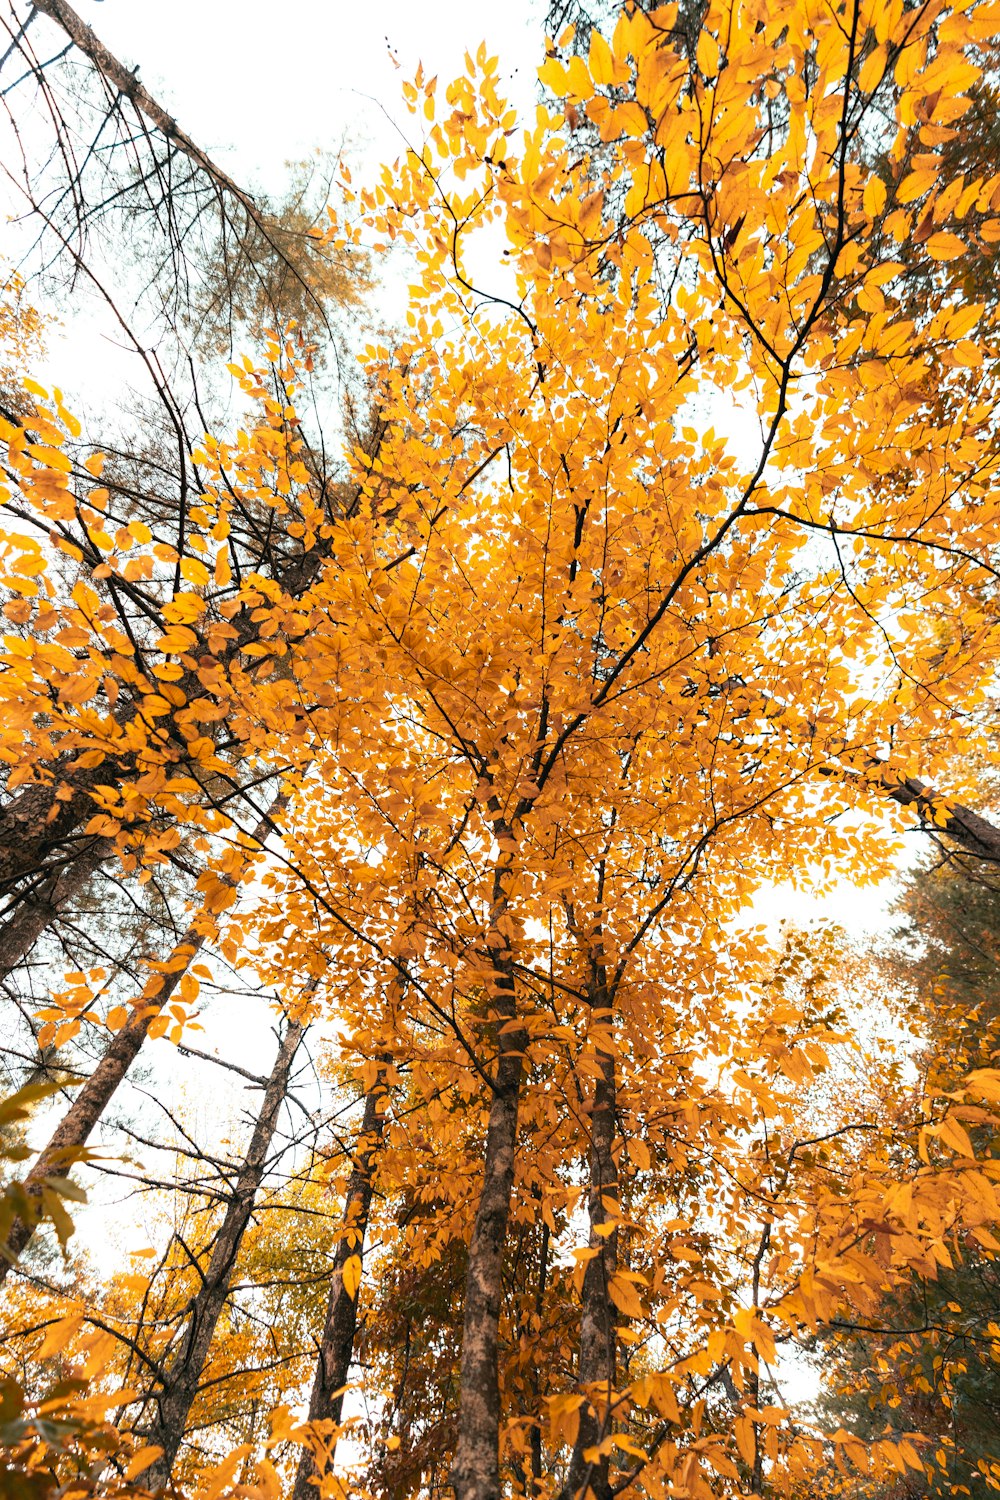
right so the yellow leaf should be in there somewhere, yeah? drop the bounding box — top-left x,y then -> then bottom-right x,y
589,29 -> 615,86
863,177 -> 887,217
614,101 -> 648,137
925,231 -> 966,260
697,30 -> 720,77
180,556 -> 210,587
537,56 -> 569,97
342,1253 -> 363,1300
163,592 -> 206,624
83,815 -> 118,837
734,1417 -> 756,1468
124,1446 -> 164,1480
858,44 -> 887,93
141,694 -> 173,718
897,165 -> 938,203
37,1312 -> 83,1360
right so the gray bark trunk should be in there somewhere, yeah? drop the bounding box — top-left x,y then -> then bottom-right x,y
0,802 -> 282,1283
292,1071 -> 387,1500
453,836 -> 528,1500
0,837 -> 109,983
567,953 -> 618,1500
143,1020 -> 305,1487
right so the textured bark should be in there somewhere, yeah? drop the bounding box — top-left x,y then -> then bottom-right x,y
453,839 -> 528,1500
0,931 -> 204,1285
29,0 -> 263,224
143,1020 -> 306,1488
0,801 -> 283,1283
885,775 -> 1000,861
529,1218 -> 550,1494
452,1043 -> 523,1500
567,955 -> 618,1500
292,1070 -> 388,1500
0,837 -> 109,983
0,766 -> 116,900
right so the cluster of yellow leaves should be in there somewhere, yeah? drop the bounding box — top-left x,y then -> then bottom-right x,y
5,0 -> 1000,1490
267,0 -> 1000,1490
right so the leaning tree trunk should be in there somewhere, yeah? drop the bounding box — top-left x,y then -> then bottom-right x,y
29,0 -> 265,221
0,799 -> 284,1285
452,837 -> 528,1500
884,774 -> 1000,860
143,1019 -> 306,1488
0,836 -> 110,983
292,1067 -> 388,1500
0,928 -> 207,1285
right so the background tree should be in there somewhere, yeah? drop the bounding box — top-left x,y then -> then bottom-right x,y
818,814 -> 1000,1497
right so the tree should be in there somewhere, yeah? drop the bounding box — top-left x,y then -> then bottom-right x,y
139,1016 -> 306,1489
819,831 -> 1000,1496
6,0 -> 1000,1496
0,0 -> 374,987
1,0 -> 368,356
259,3 -> 1000,1490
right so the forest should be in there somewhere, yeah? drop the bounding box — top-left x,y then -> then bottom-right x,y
1,0 -> 1000,1496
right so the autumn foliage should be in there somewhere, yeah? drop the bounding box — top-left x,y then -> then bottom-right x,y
3,0 -> 1000,1496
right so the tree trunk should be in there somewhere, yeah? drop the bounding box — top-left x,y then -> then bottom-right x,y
529,1217 -> 550,1493
453,840 -> 528,1500
567,957 -> 618,1500
143,1019 -> 306,1488
29,0 -> 263,224
0,800 -> 283,1284
0,764 -> 118,901
885,775 -> 1000,861
0,837 -> 109,983
452,1040 -> 524,1500
0,931 -> 205,1285
292,1069 -> 388,1500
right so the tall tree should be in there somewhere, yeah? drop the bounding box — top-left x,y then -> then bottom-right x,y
6,0 -> 1000,1497
292,1062 -> 388,1500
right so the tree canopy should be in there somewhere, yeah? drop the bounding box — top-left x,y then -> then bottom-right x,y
2,0 -> 1000,1497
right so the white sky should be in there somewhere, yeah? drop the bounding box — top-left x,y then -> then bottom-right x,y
72,0 -> 545,188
